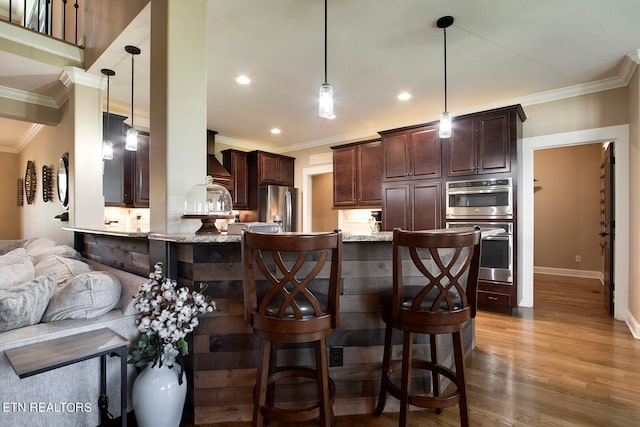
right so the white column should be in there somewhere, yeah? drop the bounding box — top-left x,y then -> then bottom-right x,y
59,66 -> 105,228
149,0 -> 208,234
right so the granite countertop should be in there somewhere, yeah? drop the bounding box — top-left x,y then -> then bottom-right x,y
63,225 -> 150,238
68,227 -> 500,243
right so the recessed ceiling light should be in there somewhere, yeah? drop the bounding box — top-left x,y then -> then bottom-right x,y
235,75 -> 251,85
270,128 -> 281,134
397,92 -> 412,101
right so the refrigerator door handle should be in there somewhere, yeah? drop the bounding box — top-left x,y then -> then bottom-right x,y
284,190 -> 292,232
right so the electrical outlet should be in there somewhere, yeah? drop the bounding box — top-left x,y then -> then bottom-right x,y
575,255 -> 582,263
329,346 -> 343,367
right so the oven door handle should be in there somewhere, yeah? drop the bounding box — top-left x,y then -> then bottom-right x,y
447,188 -> 511,195
482,235 -> 511,241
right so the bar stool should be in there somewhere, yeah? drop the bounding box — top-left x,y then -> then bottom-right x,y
374,227 -> 481,427
242,230 -> 342,427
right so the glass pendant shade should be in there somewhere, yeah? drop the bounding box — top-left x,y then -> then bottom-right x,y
125,128 -> 138,151
102,140 -> 114,160
439,111 -> 452,138
319,83 -> 335,119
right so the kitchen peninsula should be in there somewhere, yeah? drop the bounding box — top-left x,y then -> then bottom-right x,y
68,227 -> 486,424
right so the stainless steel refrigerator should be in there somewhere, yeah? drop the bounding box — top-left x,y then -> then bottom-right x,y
259,185 -> 298,232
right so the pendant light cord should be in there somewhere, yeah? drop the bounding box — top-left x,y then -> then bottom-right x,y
324,0 -> 328,85
106,75 -> 110,136
131,53 -> 135,129
443,25 -> 448,113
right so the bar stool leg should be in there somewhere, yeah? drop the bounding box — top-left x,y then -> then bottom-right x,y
430,334 -> 442,414
374,323 -> 393,416
452,331 -> 469,427
254,339 -> 271,427
315,339 -> 332,427
399,331 -> 413,427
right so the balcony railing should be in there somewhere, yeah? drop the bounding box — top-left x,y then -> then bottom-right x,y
1,0 -> 83,46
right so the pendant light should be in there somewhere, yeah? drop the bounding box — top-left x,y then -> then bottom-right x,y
437,16 -> 454,138
318,0 -> 335,119
101,68 -> 115,160
125,45 -> 141,151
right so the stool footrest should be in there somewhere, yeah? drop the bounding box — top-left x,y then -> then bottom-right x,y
257,366 -> 336,423
381,358 -> 461,409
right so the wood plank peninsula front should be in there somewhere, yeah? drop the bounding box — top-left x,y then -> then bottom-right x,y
148,232 -> 476,425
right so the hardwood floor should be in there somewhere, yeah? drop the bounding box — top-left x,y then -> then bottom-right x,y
187,274 -> 640,426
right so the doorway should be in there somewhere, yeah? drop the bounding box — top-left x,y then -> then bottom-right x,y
302,163 -> 334,232
311,173 -> 338,232
533,143 -> 612,313
520,125 -> 629,322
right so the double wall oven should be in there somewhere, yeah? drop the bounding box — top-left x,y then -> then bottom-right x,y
445,178 -> 514,288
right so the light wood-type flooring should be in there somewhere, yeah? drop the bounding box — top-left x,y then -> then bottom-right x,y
186,274 -> 640,426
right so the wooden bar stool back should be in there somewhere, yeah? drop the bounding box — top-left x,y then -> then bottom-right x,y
374,227 -> 481,427
242,230 -> 343,427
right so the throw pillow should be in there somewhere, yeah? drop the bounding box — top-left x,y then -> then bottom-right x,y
0,248 -> 29,267
42,272 -> 122,322
0,273 -> 56,332
0,240 -> 25,256
24,238 -> 79,264
35,255 -> 91,285
0,259 -> 35,290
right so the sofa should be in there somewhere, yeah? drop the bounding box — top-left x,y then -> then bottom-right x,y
0,238 -> 147,427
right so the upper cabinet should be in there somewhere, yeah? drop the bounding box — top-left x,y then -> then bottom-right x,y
103,113 -> 149,208
249,151 -> 295,187
380,124 -> 441,182
331,139 -> 382,208
445,106 -> 525,177
222,149 -> 249,210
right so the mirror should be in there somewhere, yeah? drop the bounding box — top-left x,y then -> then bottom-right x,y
57,153 -> 69,208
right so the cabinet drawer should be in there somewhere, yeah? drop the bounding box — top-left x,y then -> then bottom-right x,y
477,290 -> 511,307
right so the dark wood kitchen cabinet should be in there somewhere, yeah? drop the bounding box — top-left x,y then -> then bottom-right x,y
127,132 -> 150,207
331,139 -> 382,208
382,180 -> 441,231
380,124 -> 441,182
249,151 -> 295,187
445,106 -> 525,177
222,149 -> 249,210
103,113 -> 149,207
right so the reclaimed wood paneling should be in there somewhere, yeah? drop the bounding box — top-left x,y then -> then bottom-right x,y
77,233 -> 150,276
176,241 -> 474,425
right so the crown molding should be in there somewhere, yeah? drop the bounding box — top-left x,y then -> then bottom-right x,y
17,123 -> 44,152
0,84 -> 58,109
59,66 -> 103,89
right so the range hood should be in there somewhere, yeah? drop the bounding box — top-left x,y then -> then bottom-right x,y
207,130 -> 233,189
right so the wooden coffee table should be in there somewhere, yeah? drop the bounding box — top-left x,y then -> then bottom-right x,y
5,327 -> 129,427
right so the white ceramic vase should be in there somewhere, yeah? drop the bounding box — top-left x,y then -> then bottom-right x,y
132,363 -> 187,427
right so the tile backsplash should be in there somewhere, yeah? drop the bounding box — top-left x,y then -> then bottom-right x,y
104,207 -> 150,230
338,209 -> 382,233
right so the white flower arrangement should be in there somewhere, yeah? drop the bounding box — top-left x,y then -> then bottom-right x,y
128,262 -> 215,373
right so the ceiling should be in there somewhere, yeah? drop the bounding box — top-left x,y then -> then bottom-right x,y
2,0 -> 640,153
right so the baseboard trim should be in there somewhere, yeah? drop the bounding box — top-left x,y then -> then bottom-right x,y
626,311 -> 640,340
534,266 -> 603,283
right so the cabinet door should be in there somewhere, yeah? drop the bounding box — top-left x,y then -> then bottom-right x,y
357,141 -> 382,205
382,183 -> 410,231
446,116 -> 475,177
382,133 -> 410,181
103,114 -> 126,206
411,126 -> 441,179
411,181 -> 441,231
134,133 -> 150,207
259,153 -> 280,185
477,111 -> 511,174
278,156 -> 295,187
232,151 -> 249,209
333,146 -> 357,207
